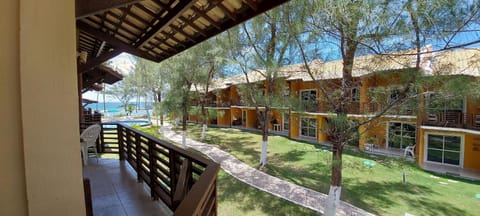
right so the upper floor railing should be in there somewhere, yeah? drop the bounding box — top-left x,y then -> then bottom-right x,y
423,111 -> 480,130
98,123 -> 220,215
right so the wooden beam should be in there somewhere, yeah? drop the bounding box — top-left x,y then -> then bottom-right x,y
77,21 -> 158,62
78,49 -> 123,74
169,25 -> 196,43
134,1 -> 197,48
243,0 -> 258,11
216,2 -> 238,22
178,16 -> 208,37
154,0 -> 289,63
76,0 -> 142,19
190,6 -> 221,30
95,41 -> 107,57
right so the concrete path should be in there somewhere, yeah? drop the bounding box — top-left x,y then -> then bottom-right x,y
160,124 -> 374,216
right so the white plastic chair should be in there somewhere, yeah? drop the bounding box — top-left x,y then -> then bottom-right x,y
404,145 -> 415,158
80,124 -> 101,165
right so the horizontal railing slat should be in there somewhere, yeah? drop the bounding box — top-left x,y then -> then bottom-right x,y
99,123 -> 219,215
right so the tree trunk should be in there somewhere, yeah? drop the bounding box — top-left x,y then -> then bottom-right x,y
325,143 -> 343,216
259,108 -> 270,167
158,92 -> 164,126
201,104 -> 207,141
182,114 -> 187,149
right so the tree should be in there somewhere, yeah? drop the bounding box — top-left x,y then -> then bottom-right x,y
104,77 -> 134,113
292,0 -> 480,215
190,37 -> 228,141
161,49 -> 202,148
227,3 -> 301,167
132,57 -> 168,124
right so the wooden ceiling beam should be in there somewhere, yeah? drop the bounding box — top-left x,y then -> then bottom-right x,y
243,0 -> 258,11
95,41 -> 107,57
153,36 -> 179,51
178,16 -> 208,37
216,2 -> 238,21
86,16 -> 138,41
76,0 -> 142,19
190,5 -> 221,30
169,25 -> 196,43
106,11 -> 143,33
78,49 -> 123,74
152,0 -> 289,62
134,1 -> 197,48
78,21 -> 158,62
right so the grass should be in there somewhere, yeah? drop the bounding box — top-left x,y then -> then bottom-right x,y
135,125 -> 318,216
217,170 -> 317,216
178,123 -> 480,216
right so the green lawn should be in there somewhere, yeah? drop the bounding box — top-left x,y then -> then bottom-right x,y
136,126 -> 318,216
179,123 -> 480,216
217,170 -> 317,216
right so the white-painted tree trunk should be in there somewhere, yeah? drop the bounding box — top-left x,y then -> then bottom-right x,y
324,185 -> 341,216
201,123 -> 207,140
260,140 -> 268,166
175,117 -> 179,129
182,130 -> 187,149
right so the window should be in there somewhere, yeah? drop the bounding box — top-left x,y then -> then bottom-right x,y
426,134 -> 462,166
283,112 -> 290,132
388,89 -> 400,104
242,110 -> 246,123
300,117 -> 317,138
387,122 -> 416,149
300,90 -> 317,111
351,88 -> 360,102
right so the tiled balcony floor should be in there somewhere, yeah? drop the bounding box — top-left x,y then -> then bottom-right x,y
82,158 -> 172,216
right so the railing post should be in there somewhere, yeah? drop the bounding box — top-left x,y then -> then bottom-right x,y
135,133 -> 143,183
169,150 -> 179,206
99,124 -> 105,153
148,140 -> 158,200
118,124 -> 125,160
126,129 -> 132,162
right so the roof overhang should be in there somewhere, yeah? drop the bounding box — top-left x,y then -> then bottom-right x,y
82,64 -> 123,92
76,0 -> 290,73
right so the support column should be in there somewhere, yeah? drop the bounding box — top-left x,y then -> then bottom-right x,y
20,0 -> 86,215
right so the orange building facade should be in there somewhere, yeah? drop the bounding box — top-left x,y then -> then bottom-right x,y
188,48 -> 480,176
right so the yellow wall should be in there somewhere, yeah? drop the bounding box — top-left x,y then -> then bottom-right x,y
0,0 -> 27,215
358,118 -> 388,148
316,117 -> 328,142
217,109 -> 231,126
0,0 -> 86,215
463,133 -> 480,169
290,114 -> 300,138
246,109 -> 257,129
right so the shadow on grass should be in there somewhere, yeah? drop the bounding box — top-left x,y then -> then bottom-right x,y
217,171 -> 319,216
275,149 -> 307,162
339,179 -> 471,216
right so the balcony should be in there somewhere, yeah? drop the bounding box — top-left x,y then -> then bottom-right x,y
423,111 -> 480,130
359,102 -> 414,116
86,123 -> 220,215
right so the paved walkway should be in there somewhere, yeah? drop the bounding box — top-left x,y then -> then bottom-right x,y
160,124 -> 374,216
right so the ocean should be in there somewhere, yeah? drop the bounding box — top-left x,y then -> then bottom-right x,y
85,102 -> 153,117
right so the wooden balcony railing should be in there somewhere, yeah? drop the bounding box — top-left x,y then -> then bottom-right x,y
98,123 -> 220,215
359,102 -> 414,115
423,111 -> 480,130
